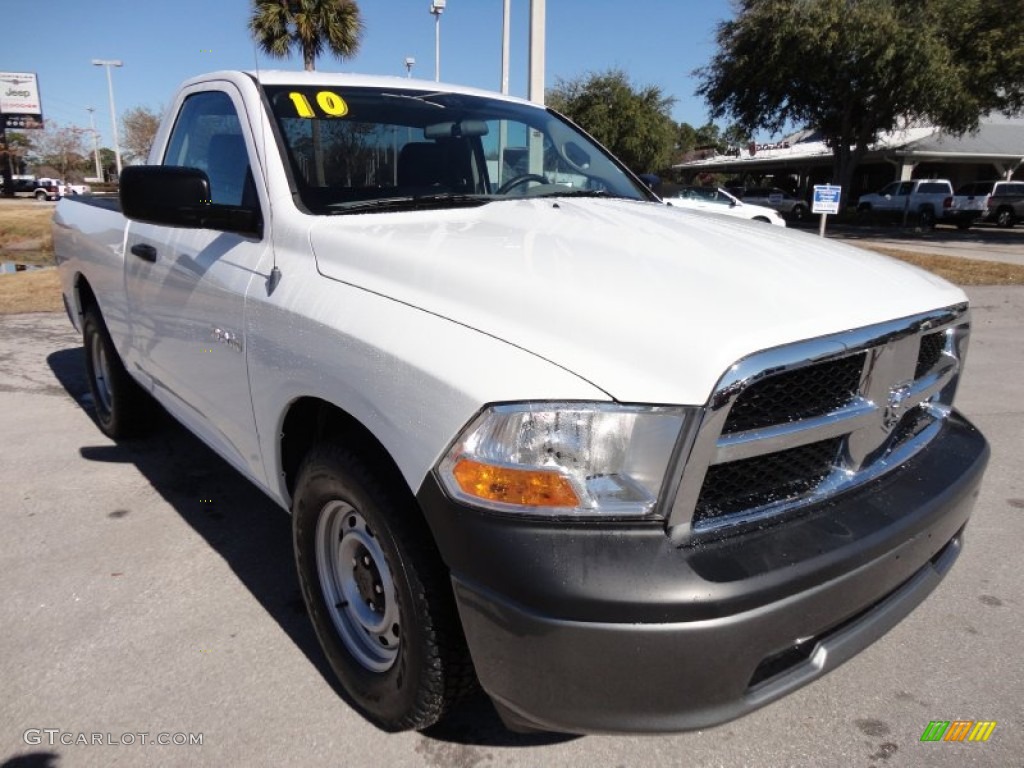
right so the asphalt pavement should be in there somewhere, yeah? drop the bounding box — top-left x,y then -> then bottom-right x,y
1,288 -> 1021,767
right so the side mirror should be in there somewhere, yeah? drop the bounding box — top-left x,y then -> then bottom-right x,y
120,166 -> 260,235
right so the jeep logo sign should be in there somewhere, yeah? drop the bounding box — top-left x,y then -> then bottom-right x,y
0,72 -> 43,122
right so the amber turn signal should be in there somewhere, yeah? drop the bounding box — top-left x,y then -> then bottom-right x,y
451,457 -> 580,508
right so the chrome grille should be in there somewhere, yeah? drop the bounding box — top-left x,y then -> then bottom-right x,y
722,353 -> 865,434
668,305 -> 969,541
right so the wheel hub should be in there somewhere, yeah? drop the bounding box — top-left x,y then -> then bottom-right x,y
315,501 -> 400,672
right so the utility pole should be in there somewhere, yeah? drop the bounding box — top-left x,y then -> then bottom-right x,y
86,107 -> 102,181
404,56 -> 415,78
92,59 -> 123,177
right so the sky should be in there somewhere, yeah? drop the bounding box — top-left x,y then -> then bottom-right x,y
4,0 -> 735,149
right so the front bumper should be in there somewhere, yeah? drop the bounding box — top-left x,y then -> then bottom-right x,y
417,411 -> 988,734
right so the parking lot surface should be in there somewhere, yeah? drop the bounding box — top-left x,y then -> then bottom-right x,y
1,287 -> 1022,767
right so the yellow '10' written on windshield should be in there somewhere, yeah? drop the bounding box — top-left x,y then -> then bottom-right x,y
286,91 -> 349,118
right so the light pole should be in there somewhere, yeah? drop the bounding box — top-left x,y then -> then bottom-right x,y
404,56 -> 416,78
500,0 -> 510,94
429,0 -> 446,82
86,107 -> 102,181
92,59 -> 123,177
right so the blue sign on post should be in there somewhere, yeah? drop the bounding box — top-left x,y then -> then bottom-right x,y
812,184 -> 842,215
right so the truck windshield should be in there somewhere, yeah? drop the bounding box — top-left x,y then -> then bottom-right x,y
261,84 -> 652,214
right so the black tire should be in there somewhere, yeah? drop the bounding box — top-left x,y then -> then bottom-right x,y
35,190 -> 46,201
995,207 -> 1016,228
82,307 -> 154,438
918,207 -> 935,229
292,443 -> 476,731
791,203 -> 808,220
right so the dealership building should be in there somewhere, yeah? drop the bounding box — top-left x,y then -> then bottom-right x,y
673,113 -> 1024,201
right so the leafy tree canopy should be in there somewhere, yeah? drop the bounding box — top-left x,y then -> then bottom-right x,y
547,69 -> 677,174
696,0 -> 1024,201
251,0 -> 363,71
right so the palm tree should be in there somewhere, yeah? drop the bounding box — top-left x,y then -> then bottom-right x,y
250,0 -> 364,72
251,0 -> 364,185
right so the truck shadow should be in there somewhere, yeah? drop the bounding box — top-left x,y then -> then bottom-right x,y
46,345 -> 575,748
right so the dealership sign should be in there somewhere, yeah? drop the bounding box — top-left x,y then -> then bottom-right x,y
0,72 -> 44,129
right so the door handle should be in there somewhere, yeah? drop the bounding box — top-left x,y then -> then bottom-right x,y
130,243 -> 157,262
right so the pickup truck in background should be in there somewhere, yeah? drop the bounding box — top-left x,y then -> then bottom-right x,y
856,179 -> 953,227
948,179 -> 1024,229
53,70 -> 989,735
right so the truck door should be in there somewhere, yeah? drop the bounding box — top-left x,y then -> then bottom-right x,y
124,85 -> 270,484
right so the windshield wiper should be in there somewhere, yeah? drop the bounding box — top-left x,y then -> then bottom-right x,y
328,193 -> 492,215
531,189 -> 628,200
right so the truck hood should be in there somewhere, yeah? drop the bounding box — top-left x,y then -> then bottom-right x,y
309,198 -> 964,404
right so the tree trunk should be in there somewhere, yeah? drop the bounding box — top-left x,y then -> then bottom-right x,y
303,46 -> 326,185
830,142 -> 867,211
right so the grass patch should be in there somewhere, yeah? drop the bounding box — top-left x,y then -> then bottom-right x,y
0,203 -> 54,262
862,246 -> 1024,285
0,268 -> 63,314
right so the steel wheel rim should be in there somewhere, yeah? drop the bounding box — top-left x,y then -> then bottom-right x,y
90,333 -> 113,415
315,501 -> 400,672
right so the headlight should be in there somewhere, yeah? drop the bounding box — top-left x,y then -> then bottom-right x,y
438,403 -> 698,518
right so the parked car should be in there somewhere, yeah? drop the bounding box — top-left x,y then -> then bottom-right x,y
54,69 -> 987,735
948,180 -> 1024,229
666,186 -> 786,226
986,182 -> 1024,228
739,186 -> 809,220
37,178 -> 90,197
856,179 -> 953,227
0,176 -> 60,200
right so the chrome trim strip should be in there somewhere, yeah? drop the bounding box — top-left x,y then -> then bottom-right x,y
714,399 -> 876,464
666,304 -> 969,543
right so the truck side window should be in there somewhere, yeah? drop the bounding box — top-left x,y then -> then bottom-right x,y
164,91 -> 254,208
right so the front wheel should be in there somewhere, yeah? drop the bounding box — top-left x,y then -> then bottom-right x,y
791,203 -> 808,220
292,444 -> 476,731
82,307 -> 154,438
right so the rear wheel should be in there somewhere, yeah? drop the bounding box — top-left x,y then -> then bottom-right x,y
292,443 -> 476,731
918,207 -> 935,229
35,190 -> 46,201
995,207 -> 1016,228
82,307 -> 154,438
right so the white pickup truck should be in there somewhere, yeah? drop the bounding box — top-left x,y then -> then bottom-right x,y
856,179 -> 954,227
54,70 -> 989,735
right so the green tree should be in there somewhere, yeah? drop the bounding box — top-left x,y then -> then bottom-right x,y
121,106 -> 163,164
547,69 -> 677,174
250,0 -> 364,71
99,148 -> 117,180
696,0 -> 1024,206
1,131 -> 32,193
